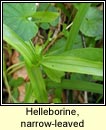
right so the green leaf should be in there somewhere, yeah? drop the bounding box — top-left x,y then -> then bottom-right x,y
3,24 -> 38,65
3,3 -> 38,41
46,35 -> 83,56
25,64 -> 48,103
93,75 -> 103,81
65,3 -> 91,50
12,88 -> 19,100
37,3 -> 59,27
24,83 -> 35,103
11,96 -> 19,103
80,7 -> 103,39
71,34 -> 83,49
46,37 -> 66,56
50,16 -> 60,27
53,98 -> 62,103
32,11 -> 59,23
43,66 -> 64,83
40,23 -> 50,30
9,77 -> 24,88
3,23 -> 48,103
42,55 -> 103,76
46,79 -> 103,94
56,3 -> 70,17
60,48 -> 103,62
71,73 -> 92,82
55,88 -> 62,99
73,3 -> 81,10
37,3 -> 50,11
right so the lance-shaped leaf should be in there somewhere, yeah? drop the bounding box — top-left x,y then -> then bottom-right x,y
42,55 -> 103,76
3,24 -> 38,65
46,79 -> 103,94
32,11 -> 59,23
60,48 -> 103,62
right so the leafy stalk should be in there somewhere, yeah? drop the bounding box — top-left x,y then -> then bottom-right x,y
65,3 -> 91,50
25,64 -> 48,103
3,23 -> 48,103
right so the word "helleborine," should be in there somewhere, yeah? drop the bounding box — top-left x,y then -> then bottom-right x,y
26,107 -> 78,116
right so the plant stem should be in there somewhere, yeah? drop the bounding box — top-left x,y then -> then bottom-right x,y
3,54 -> 12,102
25,63 -> 48,103
65,3 -> 91,50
